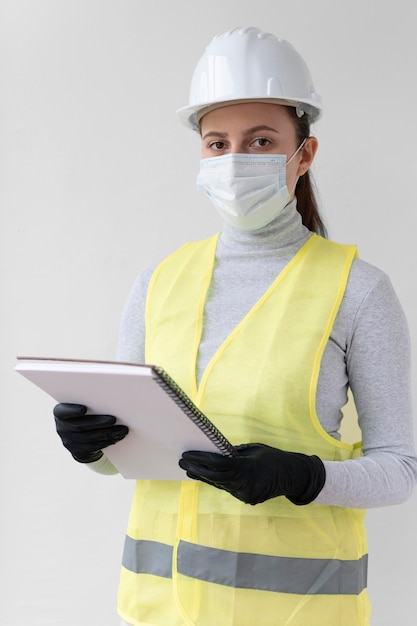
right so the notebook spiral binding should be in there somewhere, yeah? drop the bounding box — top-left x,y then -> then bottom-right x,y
152,366 -> 236,457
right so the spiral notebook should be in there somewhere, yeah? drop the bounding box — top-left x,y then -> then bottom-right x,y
15,357 -> 236,479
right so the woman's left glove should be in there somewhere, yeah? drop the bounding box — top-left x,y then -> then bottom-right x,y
179,443 -> 326,506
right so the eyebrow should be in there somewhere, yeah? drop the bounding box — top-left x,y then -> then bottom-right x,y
201,125 -> 280,140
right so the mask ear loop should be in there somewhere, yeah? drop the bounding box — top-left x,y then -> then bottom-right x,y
288,177 -> 299,198
286,138 -> 307,165
286,138 -> 307,197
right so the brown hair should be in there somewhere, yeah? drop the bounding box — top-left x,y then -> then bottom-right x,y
287,107 -> 327,238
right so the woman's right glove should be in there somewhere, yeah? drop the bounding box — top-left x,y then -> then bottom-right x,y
54,403 -> 128,463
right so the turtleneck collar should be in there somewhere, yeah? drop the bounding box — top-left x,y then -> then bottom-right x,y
219,199 -> 312,253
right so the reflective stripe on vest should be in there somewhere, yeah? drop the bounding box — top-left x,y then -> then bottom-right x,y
123,538 -> 368,596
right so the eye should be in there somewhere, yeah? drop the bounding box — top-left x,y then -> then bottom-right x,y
208,140 -> 226,151
251,137 -> 272,148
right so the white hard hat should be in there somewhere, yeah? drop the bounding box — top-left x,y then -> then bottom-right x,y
177,27 -> 322,131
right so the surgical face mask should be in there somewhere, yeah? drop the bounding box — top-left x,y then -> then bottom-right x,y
196,141 -> 305,232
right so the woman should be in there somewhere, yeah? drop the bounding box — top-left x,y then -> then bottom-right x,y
55,28 -> 417,625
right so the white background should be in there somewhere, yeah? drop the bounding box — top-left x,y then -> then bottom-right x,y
1,1 -> 416,624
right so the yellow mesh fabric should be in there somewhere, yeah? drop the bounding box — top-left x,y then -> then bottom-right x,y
118,234 -> 370,625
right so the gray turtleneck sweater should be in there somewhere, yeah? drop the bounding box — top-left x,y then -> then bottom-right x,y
96,200 -> 417,509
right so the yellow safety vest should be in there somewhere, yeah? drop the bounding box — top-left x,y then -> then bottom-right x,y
118,233 -> 371,626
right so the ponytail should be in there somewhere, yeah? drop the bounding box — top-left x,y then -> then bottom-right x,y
287,107 -> 327,238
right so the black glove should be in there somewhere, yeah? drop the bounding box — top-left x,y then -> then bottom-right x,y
54,403 -> 128,463
179,443 -> 326,506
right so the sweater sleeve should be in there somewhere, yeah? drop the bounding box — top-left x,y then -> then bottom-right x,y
117,268 -> 154,363
315,272 -> 417,508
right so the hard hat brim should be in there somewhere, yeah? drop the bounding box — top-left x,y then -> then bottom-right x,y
177,97 -> 322,132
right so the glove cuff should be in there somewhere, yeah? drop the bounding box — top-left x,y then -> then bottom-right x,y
71,451 -> 104,464
286,455 -> 326,506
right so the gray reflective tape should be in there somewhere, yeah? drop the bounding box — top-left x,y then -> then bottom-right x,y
122,537 -> 173,578
178,542 -> 368,595
122,537 -> 368,596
